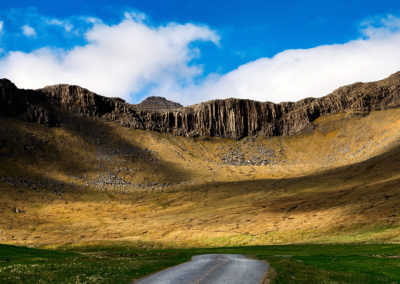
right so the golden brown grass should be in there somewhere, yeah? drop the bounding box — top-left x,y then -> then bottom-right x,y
0,109 -> 399,247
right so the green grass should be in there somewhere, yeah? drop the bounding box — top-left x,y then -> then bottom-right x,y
1,243 -> 399,283
0,244 -> 191,284
246,244 -> 400,283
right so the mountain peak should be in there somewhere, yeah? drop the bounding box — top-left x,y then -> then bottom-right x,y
137,96 -> 183,110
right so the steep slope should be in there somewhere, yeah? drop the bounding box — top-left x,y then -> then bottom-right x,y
2,71 -> 400,139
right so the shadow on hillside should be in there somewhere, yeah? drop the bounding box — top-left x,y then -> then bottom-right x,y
180,142 -> 400,214
0,110 -> 191,183
2,109 -> 400,217
58,110 -> 191,182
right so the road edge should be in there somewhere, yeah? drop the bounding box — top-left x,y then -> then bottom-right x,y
260,260 -> 275,284
131,255 -> 196,283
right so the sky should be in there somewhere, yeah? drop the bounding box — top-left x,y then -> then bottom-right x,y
1,1 -> 400,105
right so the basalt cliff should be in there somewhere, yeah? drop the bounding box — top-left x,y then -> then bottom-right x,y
2,72 -> 400,139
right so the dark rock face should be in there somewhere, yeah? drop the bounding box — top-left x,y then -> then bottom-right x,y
0,79 -> 59,126
2,71 -> 400,139
37,84 -> 126,118
137,96 -> 183,110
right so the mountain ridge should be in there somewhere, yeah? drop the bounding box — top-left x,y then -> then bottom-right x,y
2,71 -> 400,139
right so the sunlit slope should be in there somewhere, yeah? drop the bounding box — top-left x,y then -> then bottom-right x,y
0,108 -> 399,247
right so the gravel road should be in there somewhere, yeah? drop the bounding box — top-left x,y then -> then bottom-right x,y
134,254 -> 268,284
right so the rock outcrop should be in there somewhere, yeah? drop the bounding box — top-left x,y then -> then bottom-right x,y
0,79 -> 59,126
137,96 -> 183,110
2,71 -> 400,139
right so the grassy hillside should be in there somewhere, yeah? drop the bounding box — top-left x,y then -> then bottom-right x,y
0,108 -> 399,247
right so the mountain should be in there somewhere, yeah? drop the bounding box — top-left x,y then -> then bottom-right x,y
3,72 -> 400,139
0,73 -> 399,247
136,96 -> 183,110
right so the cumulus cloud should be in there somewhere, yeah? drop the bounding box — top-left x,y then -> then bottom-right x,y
0,14 -> 219,101
157,14 -> 400,105
21,25 -> 36,37
1,12 -> 400,105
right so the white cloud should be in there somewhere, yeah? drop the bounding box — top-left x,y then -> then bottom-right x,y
359,14 -> 400,38
123,11 -> 146,23
0,21 -> 3,33
2,13 -> 400,105
21,25 -> 36,37
0,16 -> 219,101
169,36 -> 400,104
151,14 -> 400,105
47,19 -> 73,32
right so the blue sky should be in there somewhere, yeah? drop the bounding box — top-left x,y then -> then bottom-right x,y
1,0 -> 400,104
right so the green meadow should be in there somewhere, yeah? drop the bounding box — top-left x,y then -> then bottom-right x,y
1,243 -> 399,283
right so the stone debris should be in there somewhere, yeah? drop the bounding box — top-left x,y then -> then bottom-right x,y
92,175 -> 195,193
95,143 -> 158,163
221,146 -> 276,166
0,176 -> 74,197
93,172 -> 131,188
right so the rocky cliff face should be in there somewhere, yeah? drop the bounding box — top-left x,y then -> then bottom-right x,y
0,79 -> 59,126
2,72 -> 400,139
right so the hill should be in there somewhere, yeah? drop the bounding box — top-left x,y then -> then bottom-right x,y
0,73 -> 399,247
